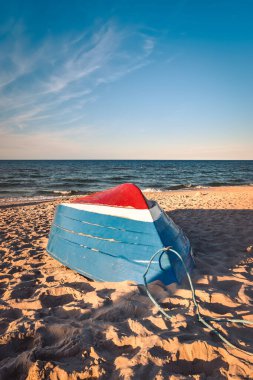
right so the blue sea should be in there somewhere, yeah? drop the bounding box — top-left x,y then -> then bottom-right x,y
0,160 -> 252,199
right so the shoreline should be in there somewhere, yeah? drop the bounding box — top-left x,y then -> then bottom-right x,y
0,185 -> 252,208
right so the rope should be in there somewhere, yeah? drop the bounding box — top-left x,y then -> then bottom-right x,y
143,246 -> 253,356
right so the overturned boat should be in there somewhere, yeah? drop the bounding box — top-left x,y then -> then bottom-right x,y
47,183 -> 194,284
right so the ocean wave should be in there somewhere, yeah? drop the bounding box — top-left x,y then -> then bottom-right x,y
61,178 -> 98,184
205,181 -> 248,187
37,190 -> 84,196
53,190 -> 74,195
168,182 -> 252,190
166,184 -> 191,190
0,181 -> 34,188
142,188 -> 162,193
109,176 -> 133,181
143,184 -> 222,192
28,174 -> 47,178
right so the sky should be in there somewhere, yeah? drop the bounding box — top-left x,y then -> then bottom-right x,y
0,0 -> 253,159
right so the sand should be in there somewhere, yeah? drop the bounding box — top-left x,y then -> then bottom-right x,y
0,186 -> 252,379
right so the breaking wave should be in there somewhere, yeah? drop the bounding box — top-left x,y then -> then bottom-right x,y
0,160 -> 252,198
142,188 -> 162,192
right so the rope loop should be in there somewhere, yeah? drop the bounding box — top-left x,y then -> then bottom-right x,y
143,246 -> 253,356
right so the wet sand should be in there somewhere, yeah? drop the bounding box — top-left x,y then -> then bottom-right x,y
0,186 -> 252,379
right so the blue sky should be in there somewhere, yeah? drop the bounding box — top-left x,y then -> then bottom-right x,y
0,0 -> 252,159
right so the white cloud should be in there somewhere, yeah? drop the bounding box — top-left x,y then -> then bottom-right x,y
143,38 -> 155,55
0,21 -> 155,136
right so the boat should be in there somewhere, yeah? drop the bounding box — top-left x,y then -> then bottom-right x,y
47,183 -> 194,284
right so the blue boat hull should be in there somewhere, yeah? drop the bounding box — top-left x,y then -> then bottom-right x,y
47,204 -> 194,285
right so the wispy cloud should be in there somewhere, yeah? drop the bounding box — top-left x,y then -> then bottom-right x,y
143,38 -> 155,55
0,21 -> 156,141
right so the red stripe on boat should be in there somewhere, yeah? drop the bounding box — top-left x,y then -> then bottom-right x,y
71,183 -> 149,209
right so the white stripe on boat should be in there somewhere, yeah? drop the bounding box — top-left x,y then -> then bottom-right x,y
62,202 -> 162,222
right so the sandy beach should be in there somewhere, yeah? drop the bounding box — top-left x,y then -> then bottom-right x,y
0,186 -> 252,379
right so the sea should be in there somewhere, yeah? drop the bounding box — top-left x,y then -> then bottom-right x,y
0,160 -> 252,200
